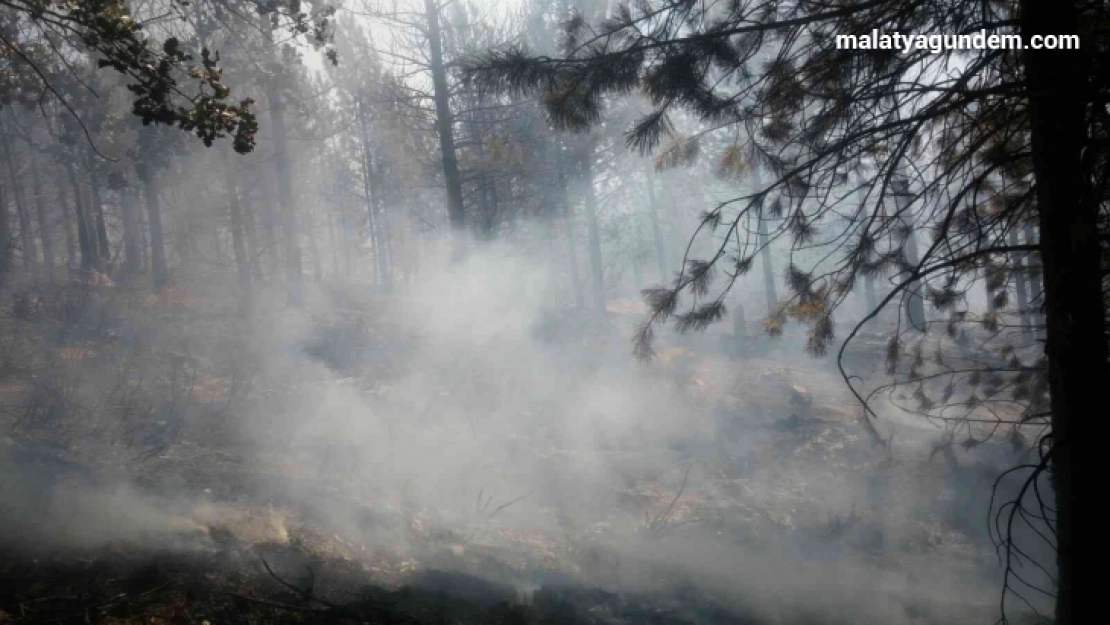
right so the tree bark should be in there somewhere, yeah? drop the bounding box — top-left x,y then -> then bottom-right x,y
1021,1 -> 1104,621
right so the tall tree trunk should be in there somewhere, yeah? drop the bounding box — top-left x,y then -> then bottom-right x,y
66,163 -> 97,272
1021,1 -> 1103,622
241,188 -> 263,283
892,171 -> 925,332
305,204 -> 322,282
581,143 -> 606,319
751,168 -> 778,314
559,167 -> 583,310
85,152 -> 111,265
261,11 -> 302,306
120,189 -> 141,277
1023,222 -> 1044,340
0,169 -> 11,278
222,146 -> 251,290
644,168 -> 667,282
1,128 -> 36,275
425,0 -> 466,243
1008,229 -> 1033,343
354,97 -> 381,284
57,178 -> 76,272
138,164 -> 168,290
29,152 -> 55,281
855,181 -> 878,313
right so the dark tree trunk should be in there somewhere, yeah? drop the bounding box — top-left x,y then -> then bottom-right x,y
85,152 -> 111,264
138,164 -> 168,290
1021,1 -> 1105,622
0,170 -> 11,278
892,175 -> 925,333
222,146 -> 251,290
120,189 -> 140,277
57,178 -> 76,272
29,152 -> 55,281
752,168 -> 778,315
425,0 -> 467,244
1,128 -> 36,275
66,163 -> 97,272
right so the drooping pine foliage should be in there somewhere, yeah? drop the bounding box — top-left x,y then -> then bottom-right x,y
466,1 -> 1110,620
0,0 -> 337,153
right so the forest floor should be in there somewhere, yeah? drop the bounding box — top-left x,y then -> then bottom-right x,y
0,280 -> 1042,624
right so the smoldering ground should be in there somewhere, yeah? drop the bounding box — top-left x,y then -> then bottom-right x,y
0,242 -> 1051,624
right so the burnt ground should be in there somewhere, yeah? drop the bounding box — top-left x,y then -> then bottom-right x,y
0,286 -> 1049,625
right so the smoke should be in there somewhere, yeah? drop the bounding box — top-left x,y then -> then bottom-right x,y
0,237 -> 1046,624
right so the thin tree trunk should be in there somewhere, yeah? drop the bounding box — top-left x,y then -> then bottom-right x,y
29,152 -> 55,281
559,167 -> 583,310
57,179 -> 76,272
85,151 -> 111,264
0,169 -> 11,278
1023,222 -> 1044,340
1021,1 -> 1103,622
354,97 -> 380,284
892,171 -> 925,332
581,143 -> 606,319
66,163 -> 96,272
241,188 -> 263,283
2,128 -> 36,275
751,168 -> 778,315
644,168 -> 667,282
425,0 -> 467,245
222,146 -> 251,290
261,11 -> 302,306
1008,229 -> 1032,343
138,164 -> 168,290
120,188 -> 140,277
